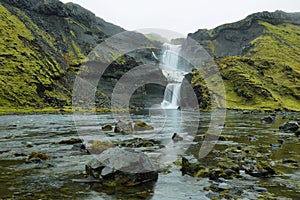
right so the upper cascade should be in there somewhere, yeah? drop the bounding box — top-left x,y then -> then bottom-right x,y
161,43 -> 182,71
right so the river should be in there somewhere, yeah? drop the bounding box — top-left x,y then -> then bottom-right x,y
0,110 -> 299,199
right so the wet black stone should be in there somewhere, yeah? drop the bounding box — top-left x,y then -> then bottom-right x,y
217,182 -> 232,190
261,115 -> 275,124
253,186 -> 268,192
279,122 -> 299,132
71,143 -> 86,152
277,139 -> 285,144
295,128 -> 300,137
85,148 -> 159,186
248,135 -> 257,141
14,152 -> 27,157
58,138 -> 83,144
282,159 -> 298,164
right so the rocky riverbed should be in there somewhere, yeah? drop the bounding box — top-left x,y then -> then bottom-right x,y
0,110 -> 299,199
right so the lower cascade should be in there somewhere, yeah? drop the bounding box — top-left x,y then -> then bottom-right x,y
161,83 -> 182,109
160,43 -> 184,109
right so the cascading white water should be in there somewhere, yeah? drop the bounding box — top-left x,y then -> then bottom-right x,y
161,83 -> 181,109
160,43 -> 184,109
161,44 -> 181,70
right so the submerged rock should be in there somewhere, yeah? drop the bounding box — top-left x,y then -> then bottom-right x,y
181,155 -> 204,176
58,138 -> 82,144
27,152 -> 49,160
118,138 -> 162,148
133,121 -> 154,131
253,186 -> 268,193
71,143 -> 87,152
14,152 -> 27,157
172,133 -> 183,142
102,124 -> 113,131
243,162 -> 276,177
26,152 -> 54,167
85,148 -> 158,186
114,126 -> 121,133
115,120 -> 133,134
25,142 -> 34,148
295,128 -> 300,137
87,140 -> 114,154
248,135 -> 257,141
261,115 -> 275,124
279,121 -> 299,132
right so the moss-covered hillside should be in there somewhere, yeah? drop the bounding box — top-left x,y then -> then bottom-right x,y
0,0 -> 125,113
188,11 -> 300,111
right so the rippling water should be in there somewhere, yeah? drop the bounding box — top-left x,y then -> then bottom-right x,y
0,111 -> 299,199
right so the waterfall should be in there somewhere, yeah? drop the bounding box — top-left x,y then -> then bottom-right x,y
161,44 -> 181,70
161,83 -> 181,109
160,43 -> 184,109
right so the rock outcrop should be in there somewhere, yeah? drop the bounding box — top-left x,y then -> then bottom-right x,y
0,0 -> 163,111
187,11 -> 300,111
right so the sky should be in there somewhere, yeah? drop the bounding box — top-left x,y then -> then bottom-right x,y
60,0 -> 300,37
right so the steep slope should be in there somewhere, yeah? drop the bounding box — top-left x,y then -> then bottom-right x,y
0,0 -> 162,113
188,11 -> 300,111
0,0 -> 125,112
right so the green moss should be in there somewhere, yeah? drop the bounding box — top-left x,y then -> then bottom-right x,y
0,4 -> 72,109
28,152 -> 49,160
87,140 -> 114,154
190,19 -> 300,111
214,55 -> 300,111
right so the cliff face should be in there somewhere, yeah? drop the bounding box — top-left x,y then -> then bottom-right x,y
0,0 -> 126,110
0,0 -> 163,112
188,11 -> 300,111
189,10 -> 300,57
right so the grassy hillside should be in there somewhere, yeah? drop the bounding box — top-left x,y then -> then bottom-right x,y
0,0 -> 162,114
189,11 -> 300,111
0,3 -> 70,111
0,0 -> 125,113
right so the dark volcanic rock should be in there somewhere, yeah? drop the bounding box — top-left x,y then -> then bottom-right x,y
1,0 -> 163,109
115,119 -> 133,134
85,148 -> 158,186
181,155 -> 203,176
58,138 -> 82,144
279,121 -> 299,132
188,10 -> 300,57
102,124 -> 113,131
261,115 -> 275,124
133,122 -> 154,131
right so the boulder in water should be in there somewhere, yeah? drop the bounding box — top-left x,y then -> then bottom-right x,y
71,143 -> 87,152
118,138 -> 162,148
102,124 -> 113,131
181,155 -> 204,176
133,121 -> 154,131
279,121 -> 299,132
172,133 -> 183,142
115,119 -> 133,134
85,148 -> 158,186
261,115 -> 275,124
87,140 -> 114,154
295,128 -> 300,137
58,138 -> 82,144
27,152 -> 49,160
